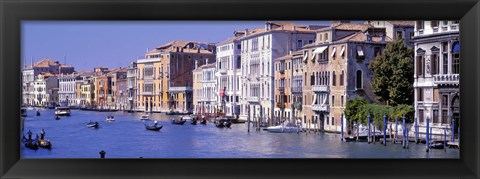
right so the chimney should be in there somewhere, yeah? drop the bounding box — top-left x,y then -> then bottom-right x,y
245,29 -> 249,36
197,48 -> 200,53
205,58 -> 209,65
195,60 -> 198,69
176,47 -> 179,52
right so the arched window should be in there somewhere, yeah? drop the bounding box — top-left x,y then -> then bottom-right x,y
452,41 -> 460,74
356,70 -> 363,89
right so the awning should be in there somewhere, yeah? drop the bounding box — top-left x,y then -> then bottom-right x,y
340,46 -> 345,57
321,94 -> 327,106
303,51 -> 308,61
331,47 -> 336,57
312,94 -> 317,105
453,42 -> 460,53
313,46 -> 328,54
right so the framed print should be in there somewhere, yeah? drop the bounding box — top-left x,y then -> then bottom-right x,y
1,0 -> 479,178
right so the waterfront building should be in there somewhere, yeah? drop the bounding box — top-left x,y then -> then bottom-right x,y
215,35 -> 242,117
239,21 -> 321,125
47,88 -> 59,107
192,62 -> 203,115
59,74 -> 80,107
273,52 -> 299,125
367,21 -> 415,47
275,22 -> 390,132
200,62 -> 217,114
136,41 -> 216,113
93,67 -> 111,110
32,73 -> 59,107
127,62 -> 138,111
79,76 -> 95,109
22,58 -> 74,106
413,21 -> 460,135
107,68 -> 128,110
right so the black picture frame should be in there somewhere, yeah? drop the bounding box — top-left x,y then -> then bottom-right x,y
1,0 -> 479,178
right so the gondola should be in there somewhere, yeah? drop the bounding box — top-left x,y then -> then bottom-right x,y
429,142 -> 445,149
87,121 -> 99,128
55,115 -> 60,120
36,137 -> 52,149
190,117 -> 197,125
36,110 -> 41,116
200,119 -> 207,125
214,117 -> 232,128
145,124 -> 163,131
171,118 -> 186,125
22,136 -> 39,150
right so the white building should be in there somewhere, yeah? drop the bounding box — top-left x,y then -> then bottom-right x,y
201,62 -> 217,114
413,21 -> 460,135
238,22 -> 318,125
215,35 -> 242,117
32,73 -> 58,107
127,62 -> 138,111
58,74 -> 80,107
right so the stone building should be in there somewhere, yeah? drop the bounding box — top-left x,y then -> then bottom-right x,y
238,22 -> 321,125
136,41 -> 216,113
127,62 -> 138,111
413,21 -> 460,135
192,62 -> 217,115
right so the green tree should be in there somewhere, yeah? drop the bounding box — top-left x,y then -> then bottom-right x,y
369,38 -> 414,106
345,98 -> 368,124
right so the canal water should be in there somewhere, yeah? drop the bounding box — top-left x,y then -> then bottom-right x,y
21,108 -> 459,158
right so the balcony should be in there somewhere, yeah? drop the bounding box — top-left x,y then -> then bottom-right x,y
312,85 -> 329,93
278,87 -> 285,93
312,104 -> 329,112
218,68 -> 227,74
292,86 -> 303,93
168,86 -> 193,92
247,96 -> 259,103
141,91 -> 153,95
433,74 -> 459,85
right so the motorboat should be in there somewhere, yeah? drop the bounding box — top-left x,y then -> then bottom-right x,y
344,124 -> 384,142
55,107 -> 71,116
21,108 -> 27,117
140,114 -> 150,120
87,121 -> 99,128
106,115 -> 115,122
145,123 -> 163,131
265,122 -> 300,133
171,118 -> 186,125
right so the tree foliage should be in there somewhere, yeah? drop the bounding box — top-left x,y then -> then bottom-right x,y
345,98 -> 414,129
369,38 -> 414,106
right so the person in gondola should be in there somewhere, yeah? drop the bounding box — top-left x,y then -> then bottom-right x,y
36,110 -> 40,116
40,129 -> 45,140
27,130 -> 32,140
154,121 -> 158,127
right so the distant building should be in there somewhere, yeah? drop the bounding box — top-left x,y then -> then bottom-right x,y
22,58 -> 74,106
367,21 -> 415,47
127,62 -> 138,111
413,21 -> 460,135
136,41 -> 216,113
32,73 -> 58,107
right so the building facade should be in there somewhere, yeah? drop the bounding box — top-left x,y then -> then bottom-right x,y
136,41 -> 216,113
239,22 -> 321,125
413,21 -> 460,134
367,21 -> 415,47
215,35 -> 242,117
127,62 -> 138,111
32,73 -> 58,107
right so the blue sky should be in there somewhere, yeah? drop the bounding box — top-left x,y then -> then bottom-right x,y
22,21 -> 331,71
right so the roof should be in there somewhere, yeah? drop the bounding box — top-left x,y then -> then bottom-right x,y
387,21 -> 415,27
236,21 -> 318,41
198,63 -> 216,69
146,40 -> 215,55
335,31 -> 392,43
217,36 -> 241,46
275,51 -> 303,61
106,68 -> 127,75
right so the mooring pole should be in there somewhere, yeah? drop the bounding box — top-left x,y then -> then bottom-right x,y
451,118 -> 455,142
373,121 -> 376,144
341,114 -> 344,141
395,117 -> 398,144
402,116 -> 406,148
368,115 -> 371,144
415,117 -> 419,144
426,117 -> 430,153
383,114 -> 387,146
247,105 -> 250,133
444,127 -> 447,151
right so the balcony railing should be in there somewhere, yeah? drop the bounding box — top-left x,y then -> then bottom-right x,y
247,96 -> 259,103
218,68 -> 227,74
433,74 -> 459,85
312,85 -> 329,93
141,91 -> 153,95
312,104 -> 329,112
292,86 -> 303,93
168,86 -> 193,92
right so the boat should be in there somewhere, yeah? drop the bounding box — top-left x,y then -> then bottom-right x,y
200,118 -> 207,125
145,123 -> 163,131
55,107 -> 71,116
22,136 -> 39,150
105,115 -> 115,122
429,142 -> 445,149
36,137 -> 52,149
140,114 -> 150,120
190,119 -> 197,125
171,118 -> 186,125
166,111 -> 177,115
87,121 -> 99,128
214,117 -> 232,128
21,108 -> 27,117
36,110 -> 41,116
55,115 -> 60,120
265,122 -> 300,133
344,124 -> 384,142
